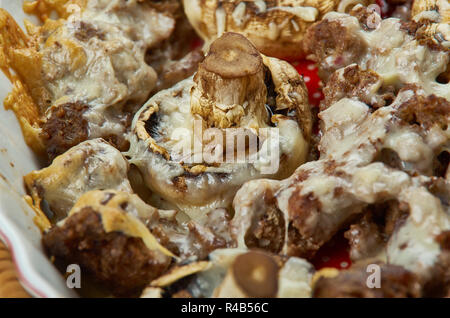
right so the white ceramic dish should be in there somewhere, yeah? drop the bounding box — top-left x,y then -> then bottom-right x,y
0,0 -> 77,298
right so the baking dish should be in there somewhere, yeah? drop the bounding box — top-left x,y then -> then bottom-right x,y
0,0 -> 76,297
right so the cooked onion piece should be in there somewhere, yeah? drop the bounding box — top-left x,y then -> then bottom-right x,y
0,0 -> 201,160
143,248 -> 314,298
232,87 -> 450,259
128,33 -> 311,222
305,5 -> 450,99
183,0 -> 371,58
24,139 -> 132,222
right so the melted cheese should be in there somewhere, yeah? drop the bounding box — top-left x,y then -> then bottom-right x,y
323,12 -> 450,99
233,88 -> 450,269
24,139 -> 132,221
129,61 -> 309,222
69,190 -> 176,258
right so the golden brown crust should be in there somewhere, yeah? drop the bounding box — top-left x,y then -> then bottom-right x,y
0,9 -> 48,155
183,0 -> 368,59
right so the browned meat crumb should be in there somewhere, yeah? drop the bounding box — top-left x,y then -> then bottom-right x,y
42,207 -> 171,297
321,64 -> 395,110
303,19 -> 367,79
344,201 -> 408,261
244,203 -> 286,254
41,102 -> 89,160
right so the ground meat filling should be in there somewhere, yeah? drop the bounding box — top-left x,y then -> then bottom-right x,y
395,89 -> 450,131
244,204 -> 286,255
344,201 -> 409,261
145,4 -> 203,92
42,207 -> 171,297
41,102 -> 89,160
321,65 -> 396,110
313,262 -> 421,298
303,19 -> 367,79
434,151 -> 449,179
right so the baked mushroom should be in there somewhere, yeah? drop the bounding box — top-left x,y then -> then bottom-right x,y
183,0 -> 371,58
232,86 -> 450,259
142,248 -> 314,298
305,5 -> 450,100
24,139 -> 132,223
0,0 -> 201,160
128,32 -> 312,222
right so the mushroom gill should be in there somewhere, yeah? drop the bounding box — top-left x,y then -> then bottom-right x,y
129,32 -> 311,222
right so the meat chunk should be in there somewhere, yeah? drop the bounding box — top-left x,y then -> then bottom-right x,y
41,102 -> 88,160
145,6 -> 204,92
43,207 -> 172,297
395,89 -> 450,130
304,13 -> 368,79
421,231 -> 450,297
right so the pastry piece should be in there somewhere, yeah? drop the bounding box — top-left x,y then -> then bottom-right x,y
128,32 -> 312,222
305,5 -> 449,100
232,87 -> 449,259
183,0 -> 372,59
24,139 -> 132,222
142,248 -> 314,298
0,0 -> 201,159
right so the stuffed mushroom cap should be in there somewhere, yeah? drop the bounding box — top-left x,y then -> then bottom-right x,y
183,0 -> 372,59
128,32 -> 312,222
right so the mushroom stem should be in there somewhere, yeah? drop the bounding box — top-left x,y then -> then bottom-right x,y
213,251 -> 279,298
190,32 -> 268,129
